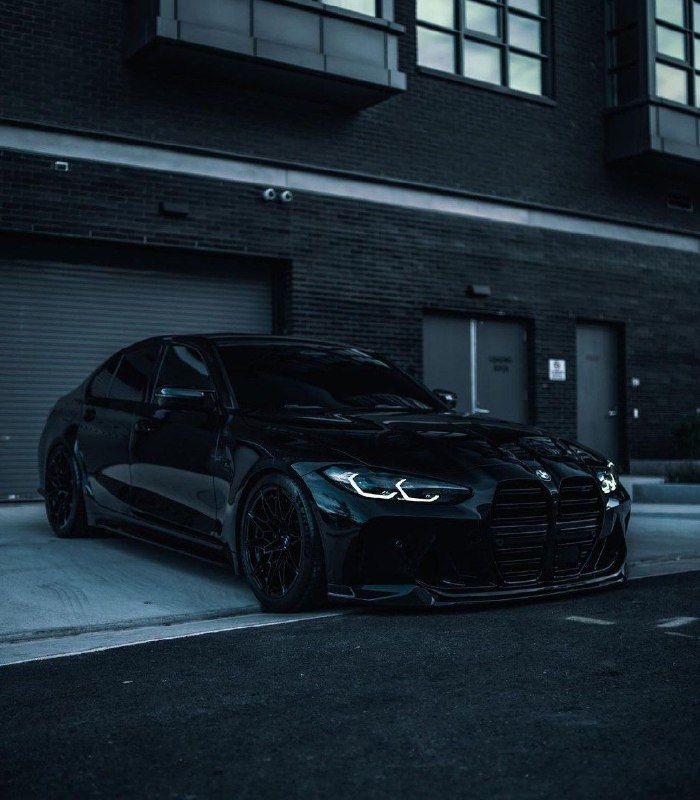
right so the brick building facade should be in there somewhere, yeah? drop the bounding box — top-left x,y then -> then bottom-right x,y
1,0 -> 699,495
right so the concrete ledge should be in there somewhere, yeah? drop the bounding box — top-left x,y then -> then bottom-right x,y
630,460 -> 700,476
633,483 -> 700,504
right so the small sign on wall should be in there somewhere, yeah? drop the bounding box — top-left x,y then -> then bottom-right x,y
548,359 -> 566,381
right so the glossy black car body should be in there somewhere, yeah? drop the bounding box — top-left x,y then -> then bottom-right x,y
39,335 -> 630,609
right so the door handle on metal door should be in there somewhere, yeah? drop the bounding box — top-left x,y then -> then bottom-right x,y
134,419 -> 154,433
83,407 -> 96,422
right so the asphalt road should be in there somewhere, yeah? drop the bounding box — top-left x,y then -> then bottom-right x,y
1,572 -> 698,800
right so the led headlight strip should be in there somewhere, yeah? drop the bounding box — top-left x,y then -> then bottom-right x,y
347,472 -> 399,500
323,467 -> 471,504
345,473 -> 440,503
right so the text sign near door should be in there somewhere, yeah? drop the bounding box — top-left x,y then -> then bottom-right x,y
548,359 -> 566,381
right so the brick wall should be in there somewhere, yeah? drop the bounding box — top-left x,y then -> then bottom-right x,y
2,150 -> 698,460
1,1 -> 699,232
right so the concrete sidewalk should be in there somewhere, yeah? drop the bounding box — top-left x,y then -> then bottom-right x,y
0,503 -> 258,642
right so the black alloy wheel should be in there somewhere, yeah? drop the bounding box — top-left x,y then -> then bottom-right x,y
241,474 -> 326,612
44,444 -> 88,537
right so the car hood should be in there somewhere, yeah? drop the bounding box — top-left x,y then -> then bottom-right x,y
241,409 -> 609,482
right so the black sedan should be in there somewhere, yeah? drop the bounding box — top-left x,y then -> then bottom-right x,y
39,334 -> 630,612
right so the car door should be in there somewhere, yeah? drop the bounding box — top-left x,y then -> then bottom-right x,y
78,344 -> 159,514
129,342 -> 221,539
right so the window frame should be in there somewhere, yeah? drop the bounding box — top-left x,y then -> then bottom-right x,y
153,342 -> 218,399
416,0 -> 554,101
86,353 -> 123,403
108,341 -> 163,406
651,0 -> 700,108
323,0 -> 380,17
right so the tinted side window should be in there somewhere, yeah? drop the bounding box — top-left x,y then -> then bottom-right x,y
157,345 -> 214,391
110,343 -> 161,403
88,354 -> 121,400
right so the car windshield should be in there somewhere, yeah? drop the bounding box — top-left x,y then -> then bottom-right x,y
216,343 -> 441,413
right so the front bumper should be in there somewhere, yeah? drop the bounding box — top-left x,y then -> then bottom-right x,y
302,465 -> 631,607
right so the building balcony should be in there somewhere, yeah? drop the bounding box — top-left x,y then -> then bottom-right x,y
125,0 -> 406,109
605,100 -> 700,164
604,0 -> 700,166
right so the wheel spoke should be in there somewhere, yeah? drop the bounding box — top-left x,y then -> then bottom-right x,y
248,511 -> 272,532
244,483 -> 304,598
46,450 -> 75,528
259,491 -> 276,524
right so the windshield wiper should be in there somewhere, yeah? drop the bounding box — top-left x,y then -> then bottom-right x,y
362,405 -> 428,413
281,404 -> 332,411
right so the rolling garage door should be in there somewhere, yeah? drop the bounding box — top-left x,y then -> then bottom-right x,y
0,255 -> 274,500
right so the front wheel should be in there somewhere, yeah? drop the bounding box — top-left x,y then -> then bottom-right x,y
240,473 -> 327,613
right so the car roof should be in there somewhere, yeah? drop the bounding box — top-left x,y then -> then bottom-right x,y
115,334 -> 364,357
174,334 -> 354,349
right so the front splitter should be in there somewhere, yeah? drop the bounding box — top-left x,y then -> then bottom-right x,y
328,564 -> 627,607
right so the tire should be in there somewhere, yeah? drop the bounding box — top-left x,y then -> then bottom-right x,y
240,473 -> 327,613
44,443 -> 90,538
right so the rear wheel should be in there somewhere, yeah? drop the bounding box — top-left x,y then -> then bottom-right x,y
241,473 -> 326,613
44,443 -> 89,538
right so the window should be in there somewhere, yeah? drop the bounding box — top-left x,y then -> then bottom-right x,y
325,0 -> 377,16
110,343 -> 161,404
157,345 -> 214,392
88,354 -> 121,400
653,0 -> 700,106
416,0 -> 551,97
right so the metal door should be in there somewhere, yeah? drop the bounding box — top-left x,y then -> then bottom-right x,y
473,320 -> 528,423
422,315 -> 528,422
422,315 -> 472,413
576,323 -> 620,462
0,255 -> 272,500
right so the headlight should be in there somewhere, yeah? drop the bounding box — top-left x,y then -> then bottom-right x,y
596,461 -> 618,494
322,466 -> 473,505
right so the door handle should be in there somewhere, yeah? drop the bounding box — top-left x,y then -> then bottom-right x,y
474,407 -> 491,414
134,419 -> 154,433
83,407 -> 96,422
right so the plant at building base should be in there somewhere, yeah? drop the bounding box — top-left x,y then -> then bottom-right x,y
666,411 -> 700,483
671,410 -> 700,459
665,462 -> 700,485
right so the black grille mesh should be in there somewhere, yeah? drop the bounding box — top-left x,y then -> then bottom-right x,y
554,477 -> 603,577
491,482 -> 549,584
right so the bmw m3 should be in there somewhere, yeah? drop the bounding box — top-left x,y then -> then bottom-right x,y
39,335 -> 630,612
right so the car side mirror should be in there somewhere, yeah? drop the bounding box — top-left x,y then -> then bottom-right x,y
156,386 -> 216,411
433,388 -> 457,410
